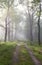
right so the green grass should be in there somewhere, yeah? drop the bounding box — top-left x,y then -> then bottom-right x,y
0,42 -> 17,65
27,43 -> 42,65
18,45 -> 34,65
0,41 -> 42,65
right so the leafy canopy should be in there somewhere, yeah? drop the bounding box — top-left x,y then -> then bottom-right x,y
0,0 -> 14,7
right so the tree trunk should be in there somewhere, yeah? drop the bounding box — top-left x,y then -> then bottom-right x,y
4,18 -> 7,42
8,21 -> 10,41
28,8 -> 33,44
38,3 -> 41,45
4,3 -> 9,42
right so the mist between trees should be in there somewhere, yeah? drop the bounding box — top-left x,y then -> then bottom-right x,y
0,0 -> 42,45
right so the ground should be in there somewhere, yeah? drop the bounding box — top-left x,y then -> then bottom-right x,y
0,42 -> 42,65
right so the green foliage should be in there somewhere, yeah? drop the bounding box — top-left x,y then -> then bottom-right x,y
27,43 -> 42,65
32,0 -> 40,6
32,0 -> 40,3
0,0 -> 14,7
0,42 -> 16,65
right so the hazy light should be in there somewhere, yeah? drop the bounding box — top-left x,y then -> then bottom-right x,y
19,21 -> 26,30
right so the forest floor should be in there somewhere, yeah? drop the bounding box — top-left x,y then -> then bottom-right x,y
0,42 -> 17,65
25,44 -> 42,65
0,42 -> 42,65
26,42 -> 42,65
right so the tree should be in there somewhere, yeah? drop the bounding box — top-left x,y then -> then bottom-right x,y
26,0 -> 33,44
38,2 -> 41,45
0,0 -> 14,42
32,0 -> 41,45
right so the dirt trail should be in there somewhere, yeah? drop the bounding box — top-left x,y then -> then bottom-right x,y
25,44 -> 41,65
13,44 -> 20,65
12,43 -> 41,65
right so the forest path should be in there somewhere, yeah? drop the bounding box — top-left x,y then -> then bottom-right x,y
12,42 -> 41,65
12,42 -> 23,65
25,44 -> 41,65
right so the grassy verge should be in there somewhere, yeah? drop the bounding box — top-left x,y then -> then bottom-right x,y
0,42 -> 17,65
18,45 -> 34,65
27,43 -> 42,65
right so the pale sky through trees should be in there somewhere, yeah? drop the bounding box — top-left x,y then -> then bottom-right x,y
0,0 -> 42,42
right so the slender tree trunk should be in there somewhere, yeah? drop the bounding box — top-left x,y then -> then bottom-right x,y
38,17 -> 40,45
4,17 -> 7,42
38,3 -> 41,45
28,7 -> 33,44
31,15 -> 33,42
11,22 -> 13,41
4,0 -> 14,42
15,23 -> 17,41
8,21 -> 10,41
4,2 -> 10,42
27,0 -> 34,44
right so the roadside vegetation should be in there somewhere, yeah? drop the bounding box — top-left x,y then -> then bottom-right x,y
27,42 -> 42,65
0,41 -> 42,65
0,42 -> 17,65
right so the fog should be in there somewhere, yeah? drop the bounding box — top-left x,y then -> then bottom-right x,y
0,0 -> 42,42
